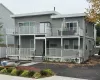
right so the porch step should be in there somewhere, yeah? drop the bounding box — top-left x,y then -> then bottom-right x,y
33,57 -> 43,62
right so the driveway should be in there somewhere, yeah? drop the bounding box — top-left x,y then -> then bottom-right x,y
31,63 -> 100,80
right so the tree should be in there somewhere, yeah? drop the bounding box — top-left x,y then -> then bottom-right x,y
86,0 -> 100,23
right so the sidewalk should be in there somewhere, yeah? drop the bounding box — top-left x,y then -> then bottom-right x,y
0,74 -> 88,80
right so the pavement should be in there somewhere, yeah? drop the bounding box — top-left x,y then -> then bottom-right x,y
31,63 -> 100,80
0,74 -> 88,80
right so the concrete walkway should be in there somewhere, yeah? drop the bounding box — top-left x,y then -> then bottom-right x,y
0,74 -> 88,80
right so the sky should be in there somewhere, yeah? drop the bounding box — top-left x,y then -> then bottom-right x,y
0,0 -> 89,14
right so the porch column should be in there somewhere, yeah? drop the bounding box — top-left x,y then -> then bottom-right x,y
34,35 -> 36,56
78,36 -> 80,63
6,34 -> 8,58
18,26 -> 21,60
45,38 -> 47,57
61,38 -> 63,62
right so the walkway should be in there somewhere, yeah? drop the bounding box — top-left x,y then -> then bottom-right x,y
0,74 -> 88,80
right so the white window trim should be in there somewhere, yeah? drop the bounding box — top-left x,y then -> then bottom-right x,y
65,21 -> 78,32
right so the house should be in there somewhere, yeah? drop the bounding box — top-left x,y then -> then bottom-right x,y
0,4 -> 14,58
0,3 -> 14,46
6,11 -> 96,63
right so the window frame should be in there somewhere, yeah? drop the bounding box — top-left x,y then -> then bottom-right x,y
65,21 -> 78,31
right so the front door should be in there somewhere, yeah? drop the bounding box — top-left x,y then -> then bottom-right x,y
36,40 -> 45,56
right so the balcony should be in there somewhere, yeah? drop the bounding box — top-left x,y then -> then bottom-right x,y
6,26 -> 83,36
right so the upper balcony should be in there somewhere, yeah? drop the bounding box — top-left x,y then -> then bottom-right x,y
6,21 -> 83,36
6,27 -> 83,37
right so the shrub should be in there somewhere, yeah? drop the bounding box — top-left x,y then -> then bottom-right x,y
33,72 -> 41,79
0,67 -> 4,71
7,68 -> 14,74
17,70 -> 23,76
28,71 -> 35,77
40,69 -> 54,76
11,69 -> 18,76
0,68 -> 7,74
21,70 -> 29,77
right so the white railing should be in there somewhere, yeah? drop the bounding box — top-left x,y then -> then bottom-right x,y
47,48 -> 82,58
47,48 -> 61,57
46,27 -> 82,36
6,47 -> 35,60
6,27 -> 83,36
62,49 -> 79,58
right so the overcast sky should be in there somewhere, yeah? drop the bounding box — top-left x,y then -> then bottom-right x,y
0,0 -> 89,14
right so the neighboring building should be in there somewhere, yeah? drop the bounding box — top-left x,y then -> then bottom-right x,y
6,11 -> 96,63
0,3 -> 14,46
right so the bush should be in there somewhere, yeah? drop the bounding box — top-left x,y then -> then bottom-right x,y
40,69 -> 54,76
6,68 -> 14,74
21,70 -> 29,77
28,71 -> 35,77
17,70 -> 23,76
0,68 -> 7,74
11,69 -> 18,76
0,67 -> 4,71
33,72 -> 41,79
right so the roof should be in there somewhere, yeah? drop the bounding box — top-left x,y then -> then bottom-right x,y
51,13 -> 86,18
11,11 -> 60,18
0,3 -> 13,14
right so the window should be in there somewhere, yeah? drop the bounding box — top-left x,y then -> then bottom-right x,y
40,22 -> 50,33
65,22 -> 77,31
19,22 -> 35,27
73,40 -> 78,49
64,40 -> 69,49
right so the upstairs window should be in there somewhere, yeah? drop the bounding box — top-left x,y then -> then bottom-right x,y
65,22 -> 78,32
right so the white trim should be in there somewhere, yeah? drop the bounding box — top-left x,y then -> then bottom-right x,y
51,13 -> 86,18
11,11 -> 59,18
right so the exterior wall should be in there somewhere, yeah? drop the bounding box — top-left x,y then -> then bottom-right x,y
85,21 -> 94,38
14,15 -> 52,28
84,37 -> 95,61
0,4 -> 14,45
51,17 -> 84,30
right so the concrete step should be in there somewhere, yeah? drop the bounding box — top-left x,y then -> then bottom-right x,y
33,57 -> 43,62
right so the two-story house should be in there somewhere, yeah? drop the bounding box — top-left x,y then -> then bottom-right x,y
6,11 -> 96,63
0,3 -> 14,46
0,3 -> 14,58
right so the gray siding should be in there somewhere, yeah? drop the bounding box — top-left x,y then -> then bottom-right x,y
0,4 -> 14,45
85,21 -> 94,38
14,15 -> 52,28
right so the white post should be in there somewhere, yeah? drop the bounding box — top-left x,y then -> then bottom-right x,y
45,38 -> 47,57
34,35 -> 36,56
78,36 -> 80,63
6,34 -> 8,58
18,27 -> 21,60
61,38 -> 63,62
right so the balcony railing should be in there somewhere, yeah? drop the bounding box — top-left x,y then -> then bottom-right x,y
6,26 -> 83,36
46,48 -> 82,58
7,47 -> 35,60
